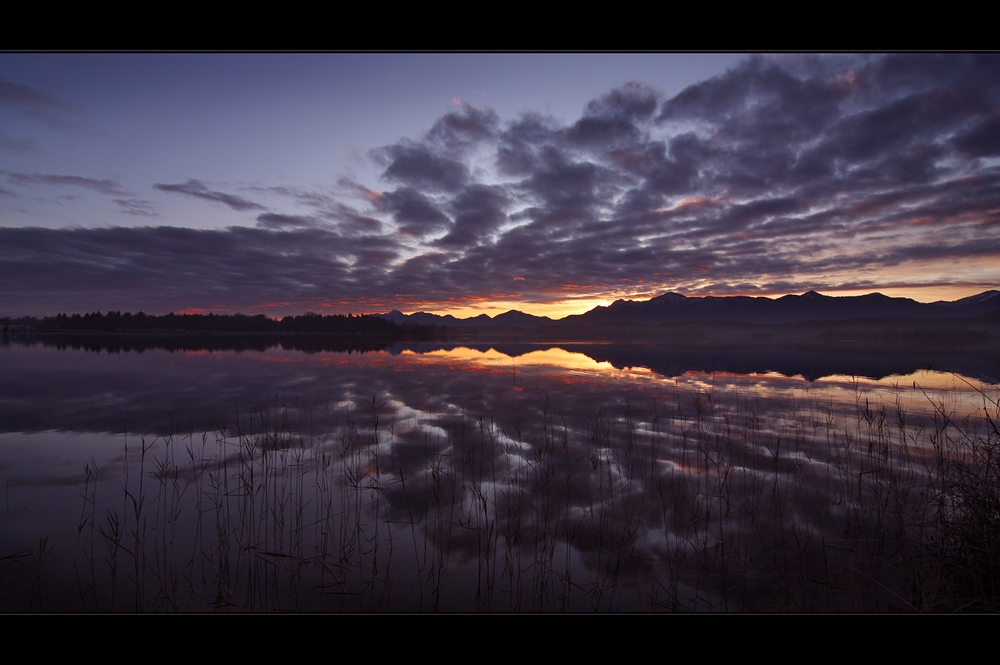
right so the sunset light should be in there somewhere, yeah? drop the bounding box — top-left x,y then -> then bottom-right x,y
4,54 -> 1000,614
2,53 -> 997,318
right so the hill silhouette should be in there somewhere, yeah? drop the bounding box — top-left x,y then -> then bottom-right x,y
374,290 -> 1000,328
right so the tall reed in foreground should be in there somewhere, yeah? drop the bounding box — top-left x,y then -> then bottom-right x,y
927,381 -> 1000,610
4,376 -> 998,611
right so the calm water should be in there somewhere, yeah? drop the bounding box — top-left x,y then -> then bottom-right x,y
1,338 -> 997,611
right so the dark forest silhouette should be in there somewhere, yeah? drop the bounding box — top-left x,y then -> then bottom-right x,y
1,310 -> 445,342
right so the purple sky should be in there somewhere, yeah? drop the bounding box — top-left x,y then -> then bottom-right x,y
2,53 -> 999,318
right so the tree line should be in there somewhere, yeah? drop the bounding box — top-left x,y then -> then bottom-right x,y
2,311 -> 445,340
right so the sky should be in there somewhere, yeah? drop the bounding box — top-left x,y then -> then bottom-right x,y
2,53 -> 999,318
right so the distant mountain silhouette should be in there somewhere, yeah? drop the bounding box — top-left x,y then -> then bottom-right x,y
375,290 -> 1000,327
378,309 -> 553,327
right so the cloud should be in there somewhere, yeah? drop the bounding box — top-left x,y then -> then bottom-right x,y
586,81 -> 659,121
245,184 -> 337,210
242,184 -> 383,235
320,203 -> 383,234
0,78 -> 67,110
7,55 -> 1000,314
426,103 -> 500,154
511,145 -> 627,230
435,184 -> 509,247
5,172 -> 129,196
496,112 -> 561,176
373,142 -> 470,193
376,187 -> 451,237
113,198 -> 160,217
0,77 -> 72,126
566,82 -> 658,148
952,113 -> 1000,158
0,132 -> 35,153
1,173 -> 162,217
0,225 -> 400,316
336,177 -> 382,202
255,212 -> 319,229
154,179 -> 266,212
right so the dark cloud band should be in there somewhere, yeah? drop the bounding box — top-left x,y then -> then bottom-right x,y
5,54 -> 1000,315
154,179 -> 266,212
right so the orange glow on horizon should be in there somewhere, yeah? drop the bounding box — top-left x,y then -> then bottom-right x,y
416,297 -> 616,319
396,283 -> 997,319
193,280 -> 998,320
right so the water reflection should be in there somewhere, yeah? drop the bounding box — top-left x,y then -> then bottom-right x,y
1,341 -> 998,611
7,331 -> 1000,383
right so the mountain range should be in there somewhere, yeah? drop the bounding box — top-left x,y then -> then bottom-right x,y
376,290 -> 1000,328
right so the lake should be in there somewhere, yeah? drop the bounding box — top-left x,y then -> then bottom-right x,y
2,335 -> 998,611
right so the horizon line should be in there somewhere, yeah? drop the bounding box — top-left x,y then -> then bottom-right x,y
9,287 -> 998,323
